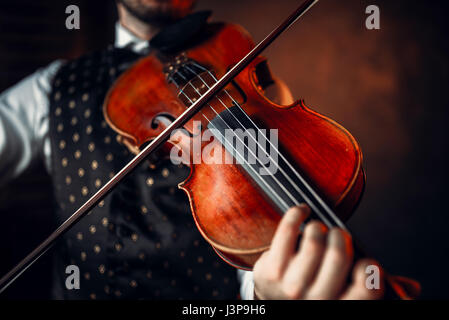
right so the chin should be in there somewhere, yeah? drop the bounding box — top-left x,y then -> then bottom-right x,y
119,0 -> 196,23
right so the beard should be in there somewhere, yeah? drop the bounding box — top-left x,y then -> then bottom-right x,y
117,0 -> 196,25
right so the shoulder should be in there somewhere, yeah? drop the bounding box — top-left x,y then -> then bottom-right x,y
1,60 -> 65,98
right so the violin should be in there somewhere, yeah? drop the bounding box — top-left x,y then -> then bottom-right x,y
103,11 -> 363,270
0,0 -> 409,299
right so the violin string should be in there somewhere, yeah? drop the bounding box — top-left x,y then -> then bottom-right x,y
181,65 -> 336,228
172,71 -> 291,212
189,62 -> 345,230
174,69 -> 303,214
180,65 -> 316,218
169,73 -> 291,212
169,72 -> 211,129
172,64 -> 342,229
173,67 -> 334,226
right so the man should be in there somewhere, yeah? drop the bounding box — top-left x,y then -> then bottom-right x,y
0,0 -> 412,300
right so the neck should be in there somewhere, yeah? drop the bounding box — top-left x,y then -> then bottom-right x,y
117,3 -> 162,40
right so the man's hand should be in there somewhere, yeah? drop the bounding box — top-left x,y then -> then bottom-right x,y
253,204 -> 385,300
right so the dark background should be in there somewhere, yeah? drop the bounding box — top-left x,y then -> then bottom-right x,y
0,0 -> 448,299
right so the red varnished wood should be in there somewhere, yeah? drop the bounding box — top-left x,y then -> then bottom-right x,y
104,23 -> 365,269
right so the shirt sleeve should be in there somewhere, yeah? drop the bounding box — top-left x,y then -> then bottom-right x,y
0,60 -> 64,186
237,269 -> 255,300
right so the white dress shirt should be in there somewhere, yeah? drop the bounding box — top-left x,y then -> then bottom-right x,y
0,22 -> 254,300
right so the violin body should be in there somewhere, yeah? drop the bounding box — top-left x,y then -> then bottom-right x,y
104,22 -> 365,270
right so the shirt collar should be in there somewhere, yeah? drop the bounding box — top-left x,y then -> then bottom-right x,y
114,22 -> 150,53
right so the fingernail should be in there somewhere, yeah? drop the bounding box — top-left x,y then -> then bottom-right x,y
298,203 -> 311,215
329,228 -> 345,249
305,221 -> 327,241
285,207 -> 301,223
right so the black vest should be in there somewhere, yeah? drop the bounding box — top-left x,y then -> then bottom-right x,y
48,46 -> 239,299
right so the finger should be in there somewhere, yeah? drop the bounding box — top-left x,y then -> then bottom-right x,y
341,259 -> 384,300
281,220 -> 328,299
268,204 -> 310,276
306,228 -> 354,299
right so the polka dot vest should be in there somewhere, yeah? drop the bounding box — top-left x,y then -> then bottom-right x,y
48,46 -> 239,300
